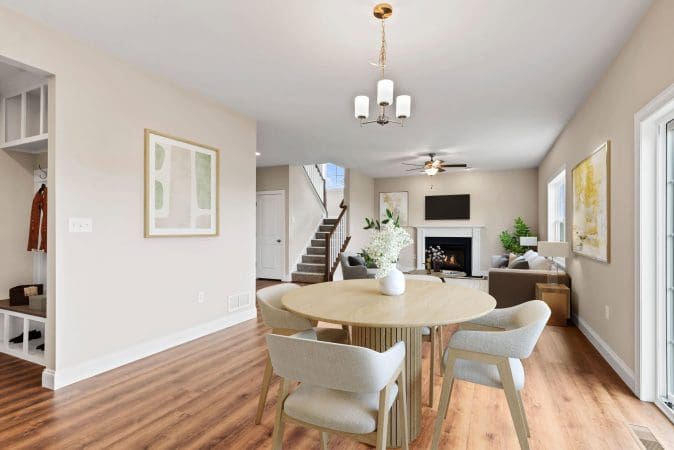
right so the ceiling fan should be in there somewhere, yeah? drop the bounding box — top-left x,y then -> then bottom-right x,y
402,153 -> 468,176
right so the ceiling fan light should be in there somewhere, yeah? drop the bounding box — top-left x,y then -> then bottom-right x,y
354,96 -> 369,119
396,95 -> 411,118
425,167 -> 439,176
377,79 -> 394,106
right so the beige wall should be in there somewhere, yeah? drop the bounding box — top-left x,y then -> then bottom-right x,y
344,169 -> 375,254
538,0 -> 674,372
0,150 -> 36,294
375,169 -> 539,271
0,6 -> 256,380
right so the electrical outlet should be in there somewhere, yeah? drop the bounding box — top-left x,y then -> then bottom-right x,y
197,291 -> 205,304
605,305 -> 610,320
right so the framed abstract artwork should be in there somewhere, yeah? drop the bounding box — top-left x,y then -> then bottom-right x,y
145,129 -> 219,237
379,191 -> 409,225
572,141 -> 610,262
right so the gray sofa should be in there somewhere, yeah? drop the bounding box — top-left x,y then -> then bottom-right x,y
340,253 -> 377,280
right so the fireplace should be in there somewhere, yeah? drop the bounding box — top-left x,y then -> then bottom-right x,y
417,226 -> 483,276
425,236 -> 472,276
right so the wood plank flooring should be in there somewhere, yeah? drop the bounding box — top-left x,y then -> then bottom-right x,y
0,280 -> 671,449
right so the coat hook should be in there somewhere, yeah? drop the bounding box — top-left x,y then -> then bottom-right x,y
37,164 -> 47,180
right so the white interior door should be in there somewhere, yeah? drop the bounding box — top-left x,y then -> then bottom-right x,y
256,191 -> 285,280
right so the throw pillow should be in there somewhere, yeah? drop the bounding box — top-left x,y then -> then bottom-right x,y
524,250 -> 539,266
530,255 -> 552,270
508,255 -> 529,270
494,255 -> 508,268
348,255 -> 366,266
508,253 -> 519,266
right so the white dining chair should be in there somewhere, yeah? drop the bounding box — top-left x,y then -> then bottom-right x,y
431,300 -> 551,450
255,284 -> 350,424
266,333 -> 409,450
404,274 -> 443,406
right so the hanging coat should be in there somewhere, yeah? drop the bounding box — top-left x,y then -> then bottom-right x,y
27,187 -> 47,252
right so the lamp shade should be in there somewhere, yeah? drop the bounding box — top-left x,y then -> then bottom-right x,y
519,236 -> 538,246
537,241 -> 570,257
424,167 -> 439,176
377,79 -> 394,106
354,96 -> 369,119
396,95 -> 411,118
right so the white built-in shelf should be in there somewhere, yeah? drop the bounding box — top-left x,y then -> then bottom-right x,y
0,307 -> 46,366
1,83 -> 48,153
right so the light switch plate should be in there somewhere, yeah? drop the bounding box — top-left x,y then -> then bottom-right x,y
69,218 -> 93,233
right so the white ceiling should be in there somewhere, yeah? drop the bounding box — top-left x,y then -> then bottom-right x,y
0,0 -> 651,177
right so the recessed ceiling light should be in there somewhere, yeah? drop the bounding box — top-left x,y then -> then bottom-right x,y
255,152 -> 261,156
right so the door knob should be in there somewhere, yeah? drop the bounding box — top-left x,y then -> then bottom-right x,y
277,239 -> 282,243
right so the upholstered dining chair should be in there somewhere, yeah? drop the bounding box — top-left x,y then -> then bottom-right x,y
255,284 -> 350,425
404,274 -> 444,406
266,333 -> 409,450
431,300 -> 550,450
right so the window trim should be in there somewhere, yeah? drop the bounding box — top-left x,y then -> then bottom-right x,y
547,167 -> 567,268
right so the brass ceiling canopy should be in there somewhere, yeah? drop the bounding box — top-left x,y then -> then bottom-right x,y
373,3 -> 393,20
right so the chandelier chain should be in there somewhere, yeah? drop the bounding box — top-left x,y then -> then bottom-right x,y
378,19 -> 387,79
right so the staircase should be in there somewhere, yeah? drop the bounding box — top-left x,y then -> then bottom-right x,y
291,218 -> 338,283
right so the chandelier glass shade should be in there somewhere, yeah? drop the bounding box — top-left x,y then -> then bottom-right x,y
355,4 -> 411,127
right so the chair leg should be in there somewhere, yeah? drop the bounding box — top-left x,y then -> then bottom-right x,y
255,355 -> 274,424
437,326 -> 444,371
271,379 -> 291,450
376,387 -> 390,450
431,352 -> 456,450
516,389 -> 531,437
429,327 -> 435,407
398,368 -> 410,450
497,361 -> 530,450
320,431 -> 329,450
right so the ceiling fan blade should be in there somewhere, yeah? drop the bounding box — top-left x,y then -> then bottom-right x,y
440,164 -> 468,168
401,162 -> 423,166
406,168 -> 423,171
438,168 -> 446,173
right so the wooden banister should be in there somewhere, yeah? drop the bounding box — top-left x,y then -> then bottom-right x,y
325,200 -> 351,281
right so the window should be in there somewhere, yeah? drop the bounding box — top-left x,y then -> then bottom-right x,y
325,163 -> 344,189
547,170 -> 566,242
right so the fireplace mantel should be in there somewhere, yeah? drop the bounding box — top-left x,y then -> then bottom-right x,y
416,226 -> 485,276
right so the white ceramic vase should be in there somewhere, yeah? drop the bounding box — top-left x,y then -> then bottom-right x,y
378,266 -> 406,296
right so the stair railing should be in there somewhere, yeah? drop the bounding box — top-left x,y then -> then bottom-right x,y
325,200 -> 351,281
303,164 -> 327,209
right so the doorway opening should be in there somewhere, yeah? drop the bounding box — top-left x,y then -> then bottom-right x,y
0,55 -> 54,388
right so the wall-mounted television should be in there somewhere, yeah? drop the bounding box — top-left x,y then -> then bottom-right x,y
425,195 -> 470,220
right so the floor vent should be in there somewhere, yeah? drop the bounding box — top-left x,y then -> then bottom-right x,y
628,424 -> 664,450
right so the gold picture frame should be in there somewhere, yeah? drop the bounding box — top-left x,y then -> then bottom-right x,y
572,141 -> 610,262
144,129 -> 220,237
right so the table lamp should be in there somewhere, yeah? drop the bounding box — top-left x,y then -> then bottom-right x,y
537,241 -> 570,285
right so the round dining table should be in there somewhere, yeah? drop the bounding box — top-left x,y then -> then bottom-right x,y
282,278 -> 496,447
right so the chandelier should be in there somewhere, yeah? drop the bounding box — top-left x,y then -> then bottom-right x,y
354,3 -> 411,127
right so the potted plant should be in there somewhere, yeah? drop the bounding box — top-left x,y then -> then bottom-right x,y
499,216 -> 535,255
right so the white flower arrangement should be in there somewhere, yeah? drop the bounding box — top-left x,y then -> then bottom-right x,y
364,222 -> 413,279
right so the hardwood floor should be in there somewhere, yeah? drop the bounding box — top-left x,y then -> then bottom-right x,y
0,281 -> 671,449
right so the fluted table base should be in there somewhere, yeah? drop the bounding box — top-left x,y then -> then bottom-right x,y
352,326 -> 422,448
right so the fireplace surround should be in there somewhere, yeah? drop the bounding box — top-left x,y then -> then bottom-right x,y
416,226 -> 484,276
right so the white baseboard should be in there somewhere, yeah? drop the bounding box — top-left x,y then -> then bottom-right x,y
572,313 -> 636,394
44,308 -> 257,390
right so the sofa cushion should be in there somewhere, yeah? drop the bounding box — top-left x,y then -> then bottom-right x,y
523,250 -> 538,266
508,256 -> 529,270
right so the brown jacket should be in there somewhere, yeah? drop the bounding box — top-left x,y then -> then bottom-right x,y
27,187 -> 47,252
